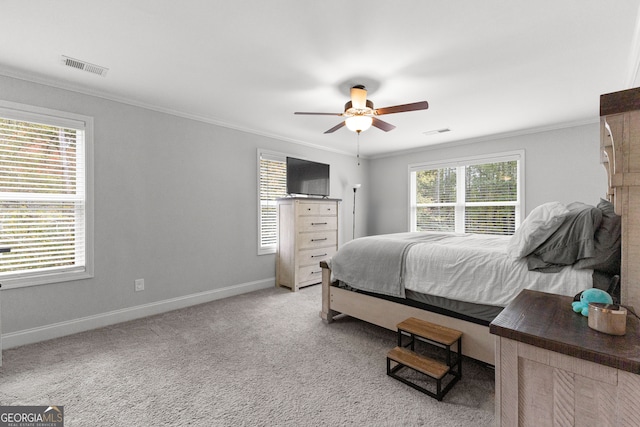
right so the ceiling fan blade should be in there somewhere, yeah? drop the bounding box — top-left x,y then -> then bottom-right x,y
375,101 -> 429,116
324,121 -> 346,134
371,117 -> 396,132
294,112 -> 343,116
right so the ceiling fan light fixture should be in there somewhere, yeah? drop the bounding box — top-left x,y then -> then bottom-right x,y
350,85 -> 368,109
345,116 -> 373,133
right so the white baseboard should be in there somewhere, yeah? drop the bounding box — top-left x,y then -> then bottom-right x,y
2,278 -> 274,350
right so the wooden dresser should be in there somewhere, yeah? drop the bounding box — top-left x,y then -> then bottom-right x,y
276,198 -> 340,291
490,289 -> 640,426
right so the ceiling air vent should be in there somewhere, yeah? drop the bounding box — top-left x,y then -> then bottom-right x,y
423,128 -> 451,136
61,55 -> 108,77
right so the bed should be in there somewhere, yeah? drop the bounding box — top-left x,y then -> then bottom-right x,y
321,201 -> 619,364
320,88 -> 639,366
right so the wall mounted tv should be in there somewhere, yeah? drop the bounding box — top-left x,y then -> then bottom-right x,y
286,157 -> 330,197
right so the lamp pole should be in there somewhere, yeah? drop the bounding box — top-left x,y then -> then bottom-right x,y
352,184 -> 361,240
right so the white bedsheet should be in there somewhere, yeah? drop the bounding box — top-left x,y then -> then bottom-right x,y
399,232 -> 593,307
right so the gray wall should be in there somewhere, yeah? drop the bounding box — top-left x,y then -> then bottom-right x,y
366,124 -> 608,235
0,75 -> 367,343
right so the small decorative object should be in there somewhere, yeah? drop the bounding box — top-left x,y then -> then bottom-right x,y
588,303 -> 627,335
571,288 -> 613,317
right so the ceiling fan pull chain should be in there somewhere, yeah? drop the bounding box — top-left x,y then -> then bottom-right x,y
357,131 -> 361,166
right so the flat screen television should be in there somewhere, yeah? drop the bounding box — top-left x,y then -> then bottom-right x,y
286,157 -> 330,197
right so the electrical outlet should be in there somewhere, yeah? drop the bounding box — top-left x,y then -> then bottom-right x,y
134,279 -> 145,292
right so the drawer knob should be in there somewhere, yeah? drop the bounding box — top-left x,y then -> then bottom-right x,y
311,222 -> 328,225
311,238 -> 328,242
311,253 -> 328,258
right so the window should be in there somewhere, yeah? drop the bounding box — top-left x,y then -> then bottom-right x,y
0,101 -> 93,288
258,150 -> 287,254
409,152 -> 523,235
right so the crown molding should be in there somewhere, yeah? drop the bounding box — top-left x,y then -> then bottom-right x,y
0,67 -> 355,158
369,117 -> 600,160
0,66 -> 603,162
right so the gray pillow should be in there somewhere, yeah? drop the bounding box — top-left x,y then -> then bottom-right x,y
527,203 -> 602,272
573,199 -> 621,274
506,201 -> 568,258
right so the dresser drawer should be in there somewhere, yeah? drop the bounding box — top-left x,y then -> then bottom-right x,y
297,230 -> 337,250
297,202 -> 338,216
297,264 -> 324,284
298,215 -> 338,232
297,246 -> 337,267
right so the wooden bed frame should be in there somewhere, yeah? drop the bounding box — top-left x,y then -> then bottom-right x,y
319,262 -> 495,365
319,87 -> 640,367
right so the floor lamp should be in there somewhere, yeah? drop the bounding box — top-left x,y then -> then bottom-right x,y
352,184 -> 361,240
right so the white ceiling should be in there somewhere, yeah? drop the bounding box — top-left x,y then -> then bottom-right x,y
1,1 -> 640,158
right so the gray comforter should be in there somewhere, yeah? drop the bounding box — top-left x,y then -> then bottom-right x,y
328,232 -> 453,298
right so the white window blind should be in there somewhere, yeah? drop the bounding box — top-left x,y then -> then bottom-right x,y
258,151 -> 286,254
0,107 -> 90,285
464,161 -> 518,234
410,152 -> 522,235
414,167 -> 457,232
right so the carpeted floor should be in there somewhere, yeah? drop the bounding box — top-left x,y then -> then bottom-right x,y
0,285 -> 495,426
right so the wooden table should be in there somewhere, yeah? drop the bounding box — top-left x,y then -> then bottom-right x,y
490,289 -> 640,426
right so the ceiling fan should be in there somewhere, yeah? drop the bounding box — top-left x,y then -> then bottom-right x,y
294,85 -> 428,134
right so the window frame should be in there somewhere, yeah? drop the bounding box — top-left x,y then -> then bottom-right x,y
257,149 -> 288,255
0,100 -> 94,289
408,150 -> 525,234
